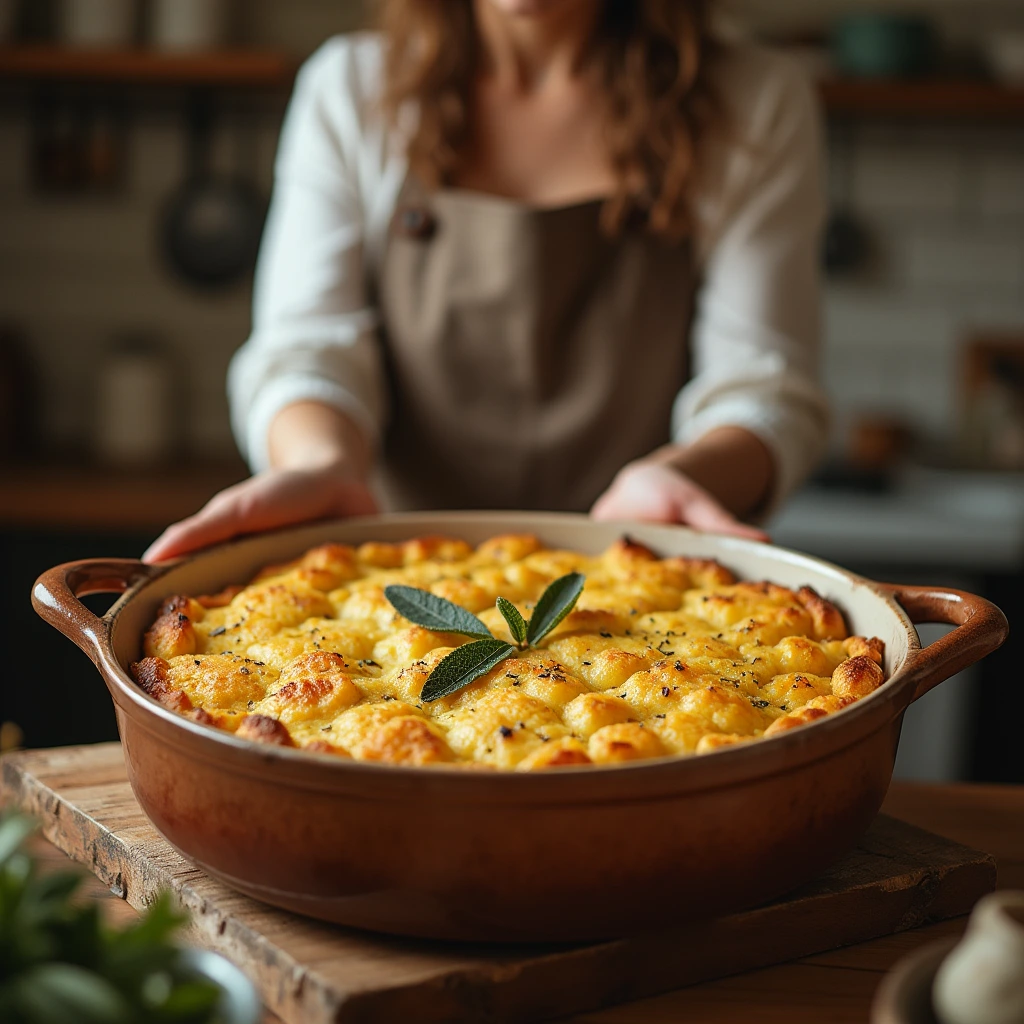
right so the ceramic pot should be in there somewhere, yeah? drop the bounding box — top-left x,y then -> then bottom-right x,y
179,948 -> 261,1024
872,938 -> 956,1024
933,891 -> 1024,1024
32,513 -> 1008,942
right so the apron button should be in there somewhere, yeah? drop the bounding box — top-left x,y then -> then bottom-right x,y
397,206 -> 436,240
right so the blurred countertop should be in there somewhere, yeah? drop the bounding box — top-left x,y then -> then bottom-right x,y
769,465 -> 1024,571
0,460 -> 247,532
4,460 -> 1022,571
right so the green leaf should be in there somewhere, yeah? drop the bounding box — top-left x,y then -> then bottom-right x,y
112,891 -> 186,950
495,598 -> 528,646
13,963 -> 133,1024
30,871 -> 83,908
384,586 -> 493,639
0,816 -> 36,866
420,639 -> 517,703
526,573 -> 586,646
156,978 -> 221,1018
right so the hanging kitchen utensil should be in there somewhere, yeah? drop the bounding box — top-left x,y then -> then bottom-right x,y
161,93 -> 265,289
823,121 -> 869,278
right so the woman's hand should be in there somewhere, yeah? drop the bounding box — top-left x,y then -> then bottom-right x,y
591,461 -> 770,541
143,463 -> 378,563
144,401 -> 378,563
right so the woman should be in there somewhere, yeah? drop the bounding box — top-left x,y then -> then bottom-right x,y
145,0 -> 827,563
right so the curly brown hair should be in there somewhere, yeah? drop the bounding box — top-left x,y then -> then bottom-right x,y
379,0 -> 717,238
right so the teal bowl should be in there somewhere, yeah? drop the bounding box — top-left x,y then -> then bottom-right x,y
833,15 -> 937,78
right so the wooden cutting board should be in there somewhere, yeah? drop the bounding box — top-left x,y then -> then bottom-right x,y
2,743 -> 996,1024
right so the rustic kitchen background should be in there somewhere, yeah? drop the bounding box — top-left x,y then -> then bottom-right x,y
1,0 -> 1021,782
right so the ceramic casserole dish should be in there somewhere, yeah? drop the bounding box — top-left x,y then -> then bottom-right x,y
32,512 -> 1008,942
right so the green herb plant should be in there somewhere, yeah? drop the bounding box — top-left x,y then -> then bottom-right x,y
385,572 -> 585,702
0,813 -> 222,1024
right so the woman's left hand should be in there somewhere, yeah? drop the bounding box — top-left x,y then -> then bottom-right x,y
591,461 -> 770,541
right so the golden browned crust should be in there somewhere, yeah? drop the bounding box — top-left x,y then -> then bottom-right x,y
516,737 -> 592,770
143,598 -> 199,660
587,723 -> 664,763
196,586 -> 245,609
831,655 -> 885,699
663,556 -> 737,588
303,739 -> 350,757
357,717 -> 453,766
130,656 -> 194,712
132,535 -> 887,769
606,535 -> 658,563
844,635 -> 885,664
797,587 -> 848,641
236,714 -> 294,747
763,706 -> 831,736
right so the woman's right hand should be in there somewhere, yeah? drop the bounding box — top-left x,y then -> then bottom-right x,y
142,463 -> 379,563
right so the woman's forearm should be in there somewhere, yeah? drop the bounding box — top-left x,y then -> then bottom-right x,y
267,401 -> 374,479
645,426 -> 775,519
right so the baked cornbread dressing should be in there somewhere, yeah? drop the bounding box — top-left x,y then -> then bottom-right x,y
132,535 -> 887,770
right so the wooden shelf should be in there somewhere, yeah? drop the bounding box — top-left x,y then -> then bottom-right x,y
0,45 -> 297,89
2,48 -> 1023,116
0,461 -> 248,532
819,77 -> 1024,119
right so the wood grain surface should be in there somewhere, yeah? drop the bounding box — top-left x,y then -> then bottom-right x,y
1,743 -> 999,1024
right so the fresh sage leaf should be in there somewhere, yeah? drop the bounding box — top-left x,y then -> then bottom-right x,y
526,572 -> 586,645
420,638 -> 517,702
495,597 -> 528,646
384,585 -> 493,639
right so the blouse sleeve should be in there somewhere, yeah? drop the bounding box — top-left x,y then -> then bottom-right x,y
228,37 -> 389,472
672,50 -> 830,511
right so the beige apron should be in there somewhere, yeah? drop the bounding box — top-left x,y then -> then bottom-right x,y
375,178 -> 694,512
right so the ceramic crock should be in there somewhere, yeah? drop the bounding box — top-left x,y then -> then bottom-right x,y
33,513 -> 1008,941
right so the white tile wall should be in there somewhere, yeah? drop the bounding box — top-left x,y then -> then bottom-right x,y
902,230 -> 1024,292
823,120 -> 1024,452
976,145 -> 1024,219
849,127 -> 965,217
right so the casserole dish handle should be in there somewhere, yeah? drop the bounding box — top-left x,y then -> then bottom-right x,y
32,559 -> 167,666
883,584 -> 1009,703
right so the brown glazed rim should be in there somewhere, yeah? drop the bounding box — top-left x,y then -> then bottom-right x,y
31,514 -> 1009,797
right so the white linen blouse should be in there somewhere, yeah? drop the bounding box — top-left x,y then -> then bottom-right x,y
229,33 -> 829,508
